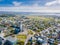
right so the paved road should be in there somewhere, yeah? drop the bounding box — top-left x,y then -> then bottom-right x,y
24,35 -> 33,45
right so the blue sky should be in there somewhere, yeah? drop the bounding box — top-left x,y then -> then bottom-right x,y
0,0 -> 55,6
0,0 -> 60,13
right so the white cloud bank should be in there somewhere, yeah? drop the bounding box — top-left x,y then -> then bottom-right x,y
0,7 -> 60,13
0,1 -> 60,13
13,1 -> 22,6
45,0 -> 60,6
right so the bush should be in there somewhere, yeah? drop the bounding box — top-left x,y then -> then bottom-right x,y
17,41 -> 24,45
28,30 -> 33,35
26,42 -> 31,45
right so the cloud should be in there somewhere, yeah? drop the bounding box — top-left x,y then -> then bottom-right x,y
32,1 -> 40,7
45,0 -> 60,6
0,0 -> 60,13
12,1 -> 40,7
45,1 -> 56,6
0,7 -> 60,13
13,1 -> 22,6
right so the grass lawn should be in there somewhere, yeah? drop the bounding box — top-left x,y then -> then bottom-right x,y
17,34 -> 27,42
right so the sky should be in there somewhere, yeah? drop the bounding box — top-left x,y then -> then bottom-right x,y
0,0 -> 60,13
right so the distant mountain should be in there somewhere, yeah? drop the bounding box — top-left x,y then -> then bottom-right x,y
0,11 -> 15,17
0,11 -> 60,17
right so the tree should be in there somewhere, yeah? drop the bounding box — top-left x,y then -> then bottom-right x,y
4,40 -> 13,45
26,42 -> 31,45
17,41 -> 24,45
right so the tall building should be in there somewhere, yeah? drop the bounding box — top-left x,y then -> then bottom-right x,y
19,21 -> 23,32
